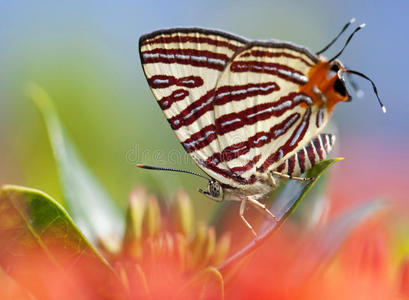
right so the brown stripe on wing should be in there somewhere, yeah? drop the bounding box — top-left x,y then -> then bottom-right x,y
230,154 -> 261,176
297,147 -> 306,174
148,75 -> 204,89
305,142 -> 316,166
276,162 -> 286,173
215,92 -> 312,135
167,85 -> 310,133
230,61 -> 308,85
195,157 -> 257,184
313,136 -> 324,160
322,134 -> 336,152
168,89 -> 215,130
287,155 -> 296,175
258,108 -> 312,172
182,124 -> 217,153
214,82 -> 280,106
206,113 -> 300,164
239,49 -> 314,67
143,34 -> 241,52
275,134 -> 336,177
158,89 -> 189,110
174,92 -> 311,156
315,106 -> 325,128
141,48 -> 229,71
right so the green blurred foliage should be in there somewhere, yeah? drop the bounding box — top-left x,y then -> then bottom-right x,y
0,39 -> 213,220
1,0 -> 407,223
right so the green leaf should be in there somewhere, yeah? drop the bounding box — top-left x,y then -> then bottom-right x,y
217,158 -> 341,272
288,168 -> 330,230
267,158 -> 342,226
0,185 -> 126,300
26,84 -> 124,247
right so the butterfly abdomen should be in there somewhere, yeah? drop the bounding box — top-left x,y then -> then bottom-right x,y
275,133 -> 335,177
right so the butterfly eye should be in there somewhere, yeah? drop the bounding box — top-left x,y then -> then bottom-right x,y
330,64 -> 340,72
326,62 -> 341,80
334,77 -> 348,97
208,181 -> 223,199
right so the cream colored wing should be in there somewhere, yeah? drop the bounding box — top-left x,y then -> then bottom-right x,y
209,42 -> 329,184
139,28 -> 246,184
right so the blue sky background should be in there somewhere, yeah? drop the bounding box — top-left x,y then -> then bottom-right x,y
0,1 -> 408,213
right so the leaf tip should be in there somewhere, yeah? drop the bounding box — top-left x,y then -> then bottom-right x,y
24,83 -> 52,111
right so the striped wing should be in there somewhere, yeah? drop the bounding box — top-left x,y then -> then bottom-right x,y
139,28 -> 246,183
139,28 -> 329,187
277,133 -> 336,177
203,42 -> 329,185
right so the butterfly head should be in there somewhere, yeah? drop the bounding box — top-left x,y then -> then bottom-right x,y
301,59 -> 350,113
329,61 -> 350,100
205,180 -> 224,202
308,59 -> 385,113
312,20 -> 385,113
325,60 -> 351,107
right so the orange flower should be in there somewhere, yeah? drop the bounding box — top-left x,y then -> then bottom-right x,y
224,216 -> 402,300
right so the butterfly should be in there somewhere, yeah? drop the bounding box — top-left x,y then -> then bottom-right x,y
137,19 -> 384,235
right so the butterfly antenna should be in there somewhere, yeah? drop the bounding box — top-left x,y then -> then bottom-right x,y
329,23 -> 366,62
316,18 -> 356,55
346,70 -> 386,113
136,164 -> 210,180
344,65 -> 364,98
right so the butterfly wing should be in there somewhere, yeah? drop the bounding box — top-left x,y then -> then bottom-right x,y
276,133 -> 336,177
210,42 -> 330,184
140,28 -> 332,187
139,28 -> 247,184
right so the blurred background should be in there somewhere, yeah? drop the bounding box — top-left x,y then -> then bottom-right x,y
0,0 -> 408,220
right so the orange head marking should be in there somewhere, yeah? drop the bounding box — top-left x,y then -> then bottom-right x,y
300,59 -> 350,113
305,20 -> 385,114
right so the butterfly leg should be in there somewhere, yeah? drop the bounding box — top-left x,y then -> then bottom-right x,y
247,196 -> 278,223
267,172 -> 277,187
271,171 -> 314,182
239,199 -> 257,237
